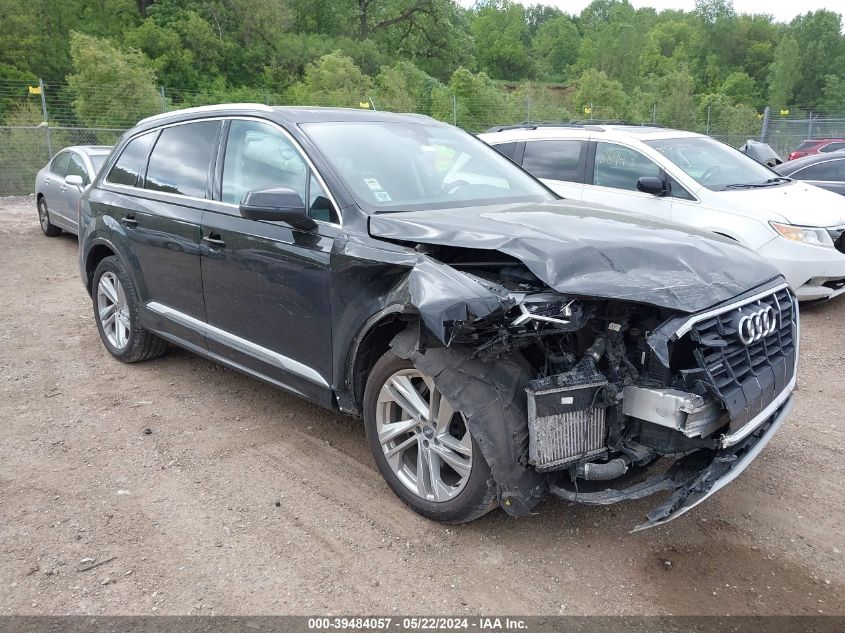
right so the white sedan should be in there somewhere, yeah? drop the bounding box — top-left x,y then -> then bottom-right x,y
480,124 -> 845,301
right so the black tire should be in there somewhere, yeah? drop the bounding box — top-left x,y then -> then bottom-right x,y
363,350 -> 498,523
92,256 -> 168,363
37,197 -> 62,237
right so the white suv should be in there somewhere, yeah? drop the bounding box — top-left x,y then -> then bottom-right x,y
480,124 -> 845,301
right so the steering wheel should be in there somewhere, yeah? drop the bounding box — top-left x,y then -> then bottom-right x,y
443,180 -> 471,195
701,165 -> 722,181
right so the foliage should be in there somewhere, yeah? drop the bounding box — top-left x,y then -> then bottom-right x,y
66,32 -> 161,128
0,0 -> 843,134
287,53 -> 374,107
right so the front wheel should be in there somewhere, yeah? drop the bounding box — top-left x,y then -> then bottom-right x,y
363,350 -> 498,523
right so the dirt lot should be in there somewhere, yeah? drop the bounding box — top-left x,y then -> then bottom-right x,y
0,195 -> 843,616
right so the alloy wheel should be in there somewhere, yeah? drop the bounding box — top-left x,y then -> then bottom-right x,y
375,368 -> 473,502
97,271 -> 131,350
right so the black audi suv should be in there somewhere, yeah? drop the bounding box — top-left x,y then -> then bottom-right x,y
78,105 -> 798,529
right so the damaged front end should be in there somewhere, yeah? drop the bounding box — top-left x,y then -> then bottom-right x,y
389,245 -> 798,530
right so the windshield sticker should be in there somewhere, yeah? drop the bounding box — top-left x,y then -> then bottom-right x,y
364,178 -> 383,191
374,190 -> 392,202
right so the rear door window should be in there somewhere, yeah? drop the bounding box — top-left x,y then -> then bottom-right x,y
107,132 -> 155,187
522,140 -> 584,182
144,121 -> 221,197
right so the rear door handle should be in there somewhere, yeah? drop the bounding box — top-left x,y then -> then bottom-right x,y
202,233 -> 226,248
121,215 -> 138,228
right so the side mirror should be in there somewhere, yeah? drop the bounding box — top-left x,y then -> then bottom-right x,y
636,176 -> 668,196
239,187 -> 316,231
65,174 -> 84,187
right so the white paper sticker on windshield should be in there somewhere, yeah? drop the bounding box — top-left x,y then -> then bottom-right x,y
364,178 -> 383,191
374,190 -> 392,202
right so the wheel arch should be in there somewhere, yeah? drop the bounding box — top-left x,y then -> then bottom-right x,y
345,305 -> 417,416
84,242 -> 118,292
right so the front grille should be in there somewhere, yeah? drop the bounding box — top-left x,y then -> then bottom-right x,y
687,287 -> 797,433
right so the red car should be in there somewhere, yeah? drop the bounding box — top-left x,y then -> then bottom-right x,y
787,138 -> 845,161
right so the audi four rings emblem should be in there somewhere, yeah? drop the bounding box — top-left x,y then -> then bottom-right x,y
736,306 -> 778,345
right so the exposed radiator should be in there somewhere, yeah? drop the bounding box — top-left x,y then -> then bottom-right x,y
526,358 -> 608,472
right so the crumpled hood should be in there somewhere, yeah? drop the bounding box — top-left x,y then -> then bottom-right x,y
713,181 -> 845,226
369,200 -> 782,313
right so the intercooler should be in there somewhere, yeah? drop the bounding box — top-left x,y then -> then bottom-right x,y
526,358 -> 608,472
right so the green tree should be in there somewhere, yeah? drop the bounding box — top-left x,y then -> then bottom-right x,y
374,61 -> 442,113
471,1 -> 532,80
821,75 -> 845,114
720,71 -> 760,107
288,52 -> 374,107
767,35 -> 799,108
571,69 -> 627,119
67,32 -> 161,127
532,16 -> 580,81
789,11 -> 845,106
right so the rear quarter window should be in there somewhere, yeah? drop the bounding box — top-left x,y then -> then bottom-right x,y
107,132 -> 156,187
522,140 -> 584,182
491,142 -> 518,161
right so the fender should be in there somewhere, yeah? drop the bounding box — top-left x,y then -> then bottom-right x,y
338,303 -> 416,416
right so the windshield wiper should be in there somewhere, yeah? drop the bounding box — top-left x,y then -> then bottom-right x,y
723,177 -> 792,190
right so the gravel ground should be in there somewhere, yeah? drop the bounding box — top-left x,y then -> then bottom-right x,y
0,195 -> 843,616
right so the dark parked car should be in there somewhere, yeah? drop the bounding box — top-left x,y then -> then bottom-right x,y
35,145 -> 111,236
787,138 -> 845,161
78,105 -> 797,529
776,153 -> 845,196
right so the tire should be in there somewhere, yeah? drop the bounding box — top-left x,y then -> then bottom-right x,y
37,197 -> 62,237
92,256 -> 168,363
363,350 -> 498,523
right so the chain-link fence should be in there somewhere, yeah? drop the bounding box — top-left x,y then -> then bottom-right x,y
3,78 -> 845,195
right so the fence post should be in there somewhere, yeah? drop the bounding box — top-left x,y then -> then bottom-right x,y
589,102 -> 593,122
706,105 -> 711,135
525,92 -> 531,123
38,78 -> 53,159
160,86 -> 167,112
760,106 -> 770,143
652,103 -> 656,125
807,111 -> 814,139
452,93 -> 457,127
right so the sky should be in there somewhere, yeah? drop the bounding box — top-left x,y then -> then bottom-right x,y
458,1 -> 841,24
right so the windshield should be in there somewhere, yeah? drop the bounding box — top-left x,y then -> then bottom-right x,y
90,154 -> 107,174
301,121 -> 554,212
645,136 -> 786,191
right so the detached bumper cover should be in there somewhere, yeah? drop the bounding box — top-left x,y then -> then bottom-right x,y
550,396 -> 793,531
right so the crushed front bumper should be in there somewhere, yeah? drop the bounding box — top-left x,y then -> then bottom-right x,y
549,396 -> 793,531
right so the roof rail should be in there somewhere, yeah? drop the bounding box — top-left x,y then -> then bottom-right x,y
483,120 -> 664,134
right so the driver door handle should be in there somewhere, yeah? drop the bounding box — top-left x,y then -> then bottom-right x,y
202,233 -> 226,248
121,215 -> 138,227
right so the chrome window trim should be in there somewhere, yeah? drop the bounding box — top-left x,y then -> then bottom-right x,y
146,302 -> 329,388
673,282 -> 790,337
102,115 -> 342,226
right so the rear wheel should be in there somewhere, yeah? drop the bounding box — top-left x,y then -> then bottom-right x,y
92,256 -> 168,363
37,197 -> 61,237
363,350 -> 497,523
